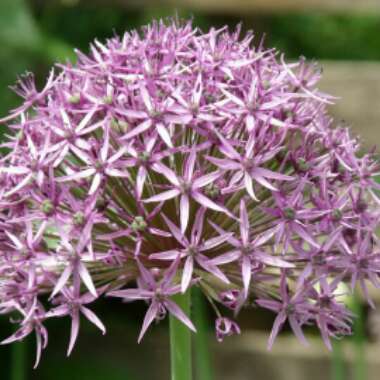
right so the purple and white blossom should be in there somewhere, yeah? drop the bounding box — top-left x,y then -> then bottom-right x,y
0,19 -> 379,365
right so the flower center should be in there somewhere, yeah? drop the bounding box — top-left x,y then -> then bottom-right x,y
68,93 -> 81,104
138,152 -> 150,164
187,246 -> 198,257
131,216 -> 147,232
41,199 -> 54,215
297,158 -> 310,172
102,95 -> 113,105
111,118 -> 129,133
179,180 -> 192,194
241,246 -> 251,256
285,304 -> 295,314
95,161 -> 104,172
331,209 -> 342,221
149,109 -> 162,120
242,158 -> 255,171
73,211 -> 85,227
319,296 -> 332,308
283,207 -> 296,220
205,183 -> 220,199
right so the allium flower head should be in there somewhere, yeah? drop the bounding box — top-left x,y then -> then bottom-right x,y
1,19 -> 380,365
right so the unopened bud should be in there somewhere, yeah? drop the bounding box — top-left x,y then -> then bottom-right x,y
73,211 -> 85,226
41,199 -> 54,215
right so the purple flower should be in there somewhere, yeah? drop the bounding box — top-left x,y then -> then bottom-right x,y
0,70 -> 55,123
210,199 -> 294,299
0,19 -> 379,364
47,288 -> 106,356
108,258 -> 196,342
207,133 -> 293,201
149,209 -> 232,293
215,317 -> 240,342
256,272 -> 311,349
144,149 -> 232,233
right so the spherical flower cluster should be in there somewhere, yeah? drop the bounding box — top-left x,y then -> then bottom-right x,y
1,19 -> 380,366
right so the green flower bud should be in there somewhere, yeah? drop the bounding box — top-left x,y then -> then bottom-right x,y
297,158 -> 310,172
41,199 -> 54,215
102,95 -> 113,105
283,207 -> 296,220
331,209 -> 342,221
205,183 -> 220,199
73,211 -> 85,226
68,93 -> 81,104
131,216 -> 147,232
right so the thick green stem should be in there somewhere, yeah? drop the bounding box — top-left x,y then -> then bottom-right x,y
11,340 -> 27,380
352,293 -> 366,380
170,291 -> 192,380
193,288 -> 213,380
331,340 -> 345,380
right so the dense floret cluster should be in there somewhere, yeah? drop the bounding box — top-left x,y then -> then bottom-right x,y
1,20 -> 380,366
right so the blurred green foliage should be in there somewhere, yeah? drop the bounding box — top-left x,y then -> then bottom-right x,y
266,13 -> 380,61
0,0 -> 74,139
1,1 -> 379,119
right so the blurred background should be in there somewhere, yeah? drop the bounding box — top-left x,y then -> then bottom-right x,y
0,0 -> 379,379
